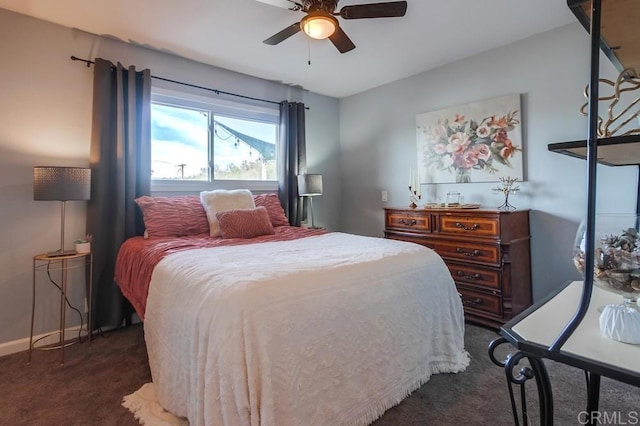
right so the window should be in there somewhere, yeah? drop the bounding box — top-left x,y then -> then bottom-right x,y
152,103 -> 209,181
150,86 -> 280,192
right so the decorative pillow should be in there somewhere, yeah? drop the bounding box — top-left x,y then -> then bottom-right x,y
253,193 -> 289,227
200,189 -> 256,237
134,195 -> 209,237
216,207 -> 275,239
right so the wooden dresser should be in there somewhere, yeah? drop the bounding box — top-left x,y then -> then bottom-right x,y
384,207 -> 532,329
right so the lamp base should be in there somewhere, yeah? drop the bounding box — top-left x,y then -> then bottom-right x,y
46,249 -> 77,258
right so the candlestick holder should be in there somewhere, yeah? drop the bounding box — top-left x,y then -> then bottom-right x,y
408,185 -> 422,209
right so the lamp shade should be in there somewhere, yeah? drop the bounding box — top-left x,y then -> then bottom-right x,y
298,174 -> 323,196
300,12 -> 337,40
33,166 -> 91,201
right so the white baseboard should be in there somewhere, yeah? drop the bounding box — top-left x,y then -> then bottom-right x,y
0,316 -> 142,358
0,326 -> 86,357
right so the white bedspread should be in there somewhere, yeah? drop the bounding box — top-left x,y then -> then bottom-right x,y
144,232 -> 469,426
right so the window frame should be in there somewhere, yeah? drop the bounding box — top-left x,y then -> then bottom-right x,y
150,85 -> 280,193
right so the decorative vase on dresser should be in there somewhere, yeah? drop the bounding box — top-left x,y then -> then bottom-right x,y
384,207 -> 532,329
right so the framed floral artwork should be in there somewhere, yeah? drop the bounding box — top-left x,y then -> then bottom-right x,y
416,94 -> 523,183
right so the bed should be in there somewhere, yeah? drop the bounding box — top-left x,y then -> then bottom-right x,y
114,193 -> 469,425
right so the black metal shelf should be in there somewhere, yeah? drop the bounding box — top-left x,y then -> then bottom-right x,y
567,0 -> 640,79
548,134 -> 640,166
556,1 -> 640,168
556,0 -> 640,214
492,2 -> 640,423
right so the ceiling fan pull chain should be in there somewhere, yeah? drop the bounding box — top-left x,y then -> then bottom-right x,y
308,38 -> 312,65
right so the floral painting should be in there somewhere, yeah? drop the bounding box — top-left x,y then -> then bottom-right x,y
416,94 -> 523,183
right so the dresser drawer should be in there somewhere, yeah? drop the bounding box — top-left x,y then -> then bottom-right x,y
439,215 -> 499,238
386,232 -> 436,249
458,285 -> 502,317
386,211 -> 431,232
446,262 -> 501,290
434,240 -> 500,265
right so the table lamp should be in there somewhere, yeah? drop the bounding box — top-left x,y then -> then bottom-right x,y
33,166 -> 91,257
297,174 -> 323,229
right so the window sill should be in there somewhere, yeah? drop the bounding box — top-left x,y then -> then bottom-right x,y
151,179 -> 279,195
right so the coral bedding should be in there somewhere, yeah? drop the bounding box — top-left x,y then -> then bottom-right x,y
115,226 -> 327,319
115,228 -> 469,425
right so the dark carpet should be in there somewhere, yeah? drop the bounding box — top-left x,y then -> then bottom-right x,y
0,324 -> 638,425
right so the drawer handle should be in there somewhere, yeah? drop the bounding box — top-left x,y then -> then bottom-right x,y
463,297 -> 483,306
456,248 -> 481,257
399,218 -> 417,226
456,271 -> 481,280
455,222 -> 479,231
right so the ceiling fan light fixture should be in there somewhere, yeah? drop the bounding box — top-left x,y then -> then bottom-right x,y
300,13 -> 337,40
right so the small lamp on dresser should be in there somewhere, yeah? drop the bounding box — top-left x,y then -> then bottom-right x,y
33,166 -> 91,257
297,174 -> 323,229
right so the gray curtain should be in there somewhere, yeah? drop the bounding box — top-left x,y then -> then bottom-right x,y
278,101 -> 307,226
86,58 -> 151,330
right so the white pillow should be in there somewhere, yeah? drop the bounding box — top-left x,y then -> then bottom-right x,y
200,189 -> 256,237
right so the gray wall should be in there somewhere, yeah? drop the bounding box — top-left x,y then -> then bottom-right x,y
0,8 -> 340,349
338,23 -> 638,301
302,91 -> 341,231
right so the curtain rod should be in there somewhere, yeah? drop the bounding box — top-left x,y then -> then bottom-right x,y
70,55 -> 285,107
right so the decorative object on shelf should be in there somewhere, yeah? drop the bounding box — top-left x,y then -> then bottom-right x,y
573,214 -> 640,344
492,176 -> 520,210
579,67 -> 640,137
33,166 -> 91,257
599,304 -> 640,344
74,234 -> 93,254
416,94 -> 523,184
445,191 -> 461,207
408,167 -> 421,208
297,174 -> 323,228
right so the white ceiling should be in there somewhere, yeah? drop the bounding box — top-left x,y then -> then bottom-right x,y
0,0 -> 577,98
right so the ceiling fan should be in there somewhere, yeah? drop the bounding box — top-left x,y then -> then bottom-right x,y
258,0 -> 408,53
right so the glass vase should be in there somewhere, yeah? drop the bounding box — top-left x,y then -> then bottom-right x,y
573,214 -> 640,343
455,168 -> 471,183
573,213 -> 640,309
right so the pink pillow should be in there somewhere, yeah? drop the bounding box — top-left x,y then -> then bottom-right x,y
135,195 -> 209,237
216,207 -> 275,239
253,193 -> 289,227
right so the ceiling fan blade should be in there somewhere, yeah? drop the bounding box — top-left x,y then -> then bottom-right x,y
339,1 -> 407,19
329,26 -> 356,53
255,0 -> 302,11
263,23 -> 302,45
